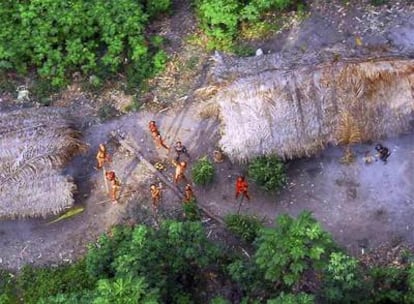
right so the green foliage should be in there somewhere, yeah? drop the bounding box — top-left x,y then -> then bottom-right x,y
193,0 -> 297,51
227,258 -> 267,296
322,252 -> 367,303
94,276 -> 159,304
145,0 -> 171,18
225,214 -> 263,243
267,292 -> 315,304
183,198 -> 201,221
370,0 -> 388,6
98,104 -> 119,121
31,78 -> 59,105
124,98 -> 143,112
368,266 -> 409,303
0,0 -> 171,87
233,44 -> 256,57
196,0 -> 240,50
38,291 -> 96,304
86,226 -> 134,278
192,156 -> 215,186
152,50 -> 168,74
248,155 -> 287,191
0,269 -> 17,304
405,263 -> 414,303
255,211 -> 334,288
211,296 -> 231,304
18,259 -> 96,304
86,221 -> 219,302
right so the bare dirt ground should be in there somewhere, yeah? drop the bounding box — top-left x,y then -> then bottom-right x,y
0,0 -> 414,270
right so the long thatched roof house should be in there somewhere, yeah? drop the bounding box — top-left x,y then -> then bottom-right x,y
210,53 -> 414,161
0,107 -> 87,219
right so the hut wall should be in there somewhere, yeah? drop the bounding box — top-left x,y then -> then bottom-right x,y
216,59 -> 414,161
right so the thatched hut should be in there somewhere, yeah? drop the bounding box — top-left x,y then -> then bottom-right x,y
0,107 -> 87,219
211,54 -> 414,161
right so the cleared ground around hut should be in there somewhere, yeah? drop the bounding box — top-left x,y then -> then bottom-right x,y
0,104 -> 413,269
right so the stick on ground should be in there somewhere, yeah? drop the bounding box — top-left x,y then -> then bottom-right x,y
114,135 -> 225,225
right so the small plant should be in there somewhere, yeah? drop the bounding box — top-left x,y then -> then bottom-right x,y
248,155 -> 287,191
371,0 -> 388,6
183,198 -> 201,221
255,211 -> 335,287
233,44 -> 256,57
210,296 -> 230,304
225,214 -> 263,243
0,269 -> 17,304
152,50 -> 168,74
322,252 -> 367,303
18,260 -> 95,304
267,292 -> 315,304
192,156 -> 215,186
98,104 -> 118,121
124,98 -> 142,112
31,78 -> 59,106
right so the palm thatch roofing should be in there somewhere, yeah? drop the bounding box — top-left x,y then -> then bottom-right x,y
212,55 -> 414,161
0,107 -> 87,219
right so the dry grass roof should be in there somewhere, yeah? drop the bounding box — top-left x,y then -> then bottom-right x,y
214,57 -> 414,161
0,107 -> 87,219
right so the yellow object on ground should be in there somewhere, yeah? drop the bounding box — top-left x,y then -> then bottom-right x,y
46,206 -> 85,225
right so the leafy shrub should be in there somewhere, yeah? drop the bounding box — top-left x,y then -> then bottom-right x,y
368,266 -> 409,303
183,198 -> 201,221
0,269 -> 17,304
86,221 -> 219,302
192,156 -> 215,186
227,259 -> 267,296
248,155 -> 287,191
255,211 -> 335,288
0,0 -> 171,87
18,260 -> 95,304
211,296 -> 231,304
193,0 -> 297,51
322,252 -> 367,303
98,104 -> 119,121
371,0 -> 388,6
267,292 -> 315,304
94,276 -> 159,304
145,0 -> 172,18
225,214 -> 263,243
152,50 -> 168,74
196,0 -> 240,48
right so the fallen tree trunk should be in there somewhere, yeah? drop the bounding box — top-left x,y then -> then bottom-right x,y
113,134 -> 225,225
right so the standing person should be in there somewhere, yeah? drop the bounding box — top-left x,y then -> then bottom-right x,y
235,176 -> 250,201
174,141 -> 190,162
153,131 -> 170,151
105,171 -> 121,204
96,144 -> 111,169
172,160 -> 188,184
148,121 -> 158,135
183,184 -> 195,203
149,120 -> 169,151
375,143 -> 391,163
150,183 -> 162,213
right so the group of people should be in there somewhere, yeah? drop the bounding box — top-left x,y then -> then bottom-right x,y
96,143 -> 121,204
95,120 -> 251,211
363,143 -> 392,164
148,121 -> 194,213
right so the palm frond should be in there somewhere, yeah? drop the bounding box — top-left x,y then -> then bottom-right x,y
0,107 -> 86,219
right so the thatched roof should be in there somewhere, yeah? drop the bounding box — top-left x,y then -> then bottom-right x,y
213,56 -> 414,161
0,107 -> 87,219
